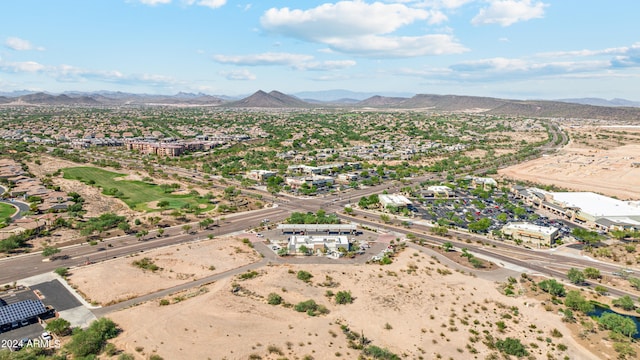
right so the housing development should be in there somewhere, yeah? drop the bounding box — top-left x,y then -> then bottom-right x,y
0,91 -> 640,360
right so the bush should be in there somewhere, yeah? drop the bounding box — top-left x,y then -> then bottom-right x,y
46,318 -> 71,336
495,337 -> 528,357
295,299 -> 319,313
239,270 -> 259,280
335,290 -> 353,305
297,270 -> 313,282
132,257 -> 160,272
54,267 -> 69,277
159,299 -> 170,306
538,279 -> 566,297
66,319 -> 121,358
294,299 -> 328,316
363,345 -> 401,360
267,293 -> 283,305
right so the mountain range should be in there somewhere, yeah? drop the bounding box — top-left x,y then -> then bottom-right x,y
1,90 -> 640,121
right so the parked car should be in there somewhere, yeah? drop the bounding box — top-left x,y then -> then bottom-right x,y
20,319 -> 29,326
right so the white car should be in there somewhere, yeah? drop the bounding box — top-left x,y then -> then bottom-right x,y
42,331 -> 53,341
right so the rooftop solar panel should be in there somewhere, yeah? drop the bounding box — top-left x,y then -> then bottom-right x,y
0,299 -> 47,326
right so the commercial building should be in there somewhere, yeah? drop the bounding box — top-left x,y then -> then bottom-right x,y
512,187 -> 640,231
379,194 -> 412,209
502,222 -> 559,246
425,186 -> 453,198
549,192 -> 640,225
285,175 -> 334,189
277,223 -> 357,235
288,235 -> 350,255
246,170 -> 277,182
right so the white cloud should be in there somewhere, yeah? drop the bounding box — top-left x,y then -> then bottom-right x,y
324,34 -> 467,57
140,0 -> 226,9
196,0 -> 226,9
212,52 -> 314,66
536,46 -> 630,59
472,0 -> 548,26
260,1 -> 465,58
447,56 -> 610,82
298,60 -> 357,71
0,58 -> 176,87
212,52 -> 358,71
139,0 -> 171,5
262,1 -> 431,40
410,0 -> 475,9
219,69 -> 256,80
1,60 -> 46,73
5,37 -> 45,51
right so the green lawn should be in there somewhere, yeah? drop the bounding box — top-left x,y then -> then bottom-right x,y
0,202 -> 17,219
62,167 -> 214,212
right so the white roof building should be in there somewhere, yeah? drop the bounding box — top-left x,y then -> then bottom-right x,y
550,192 -> 640,222
288,235 -> 350,254
379,194 -> 412,208
502,222 -> 559,246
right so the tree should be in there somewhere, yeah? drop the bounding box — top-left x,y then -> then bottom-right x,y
594,285 -> 608,295
442,242 -> 454,252
461,248 -> 474,260
468,218 -> 491,233
157,228 -> 165,237
46,318 -> 71,336
335,290 -> 353,304
380,214 -> 391,223
495,337 -> 528,357
538,279 -> 566,297
117,221 -> 131,233
598,312 -> 638,338
612,295 -> 636,311
42,246 -> 61,258
567,268 -> 585,285
431,226 -> 448,236
182,224 -> 192,234
157,200 -> 170,214
298,244 -> 310,255
584,267 -> 601,279
628,277 -> 640,290
564,290 -> 594,313
54,267 -> 69,277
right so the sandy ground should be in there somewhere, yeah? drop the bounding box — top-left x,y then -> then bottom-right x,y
499,143 -> 640,200
107,250 -> 599,360
67,236 -> 261,305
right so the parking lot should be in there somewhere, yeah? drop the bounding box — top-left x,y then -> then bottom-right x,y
414,187 -> 574,238
0,286 -> 55,350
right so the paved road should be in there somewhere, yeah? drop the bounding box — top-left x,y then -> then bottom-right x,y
0,185 -> 30,219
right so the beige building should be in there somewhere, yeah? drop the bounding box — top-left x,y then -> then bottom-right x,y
502,222 -> 559,247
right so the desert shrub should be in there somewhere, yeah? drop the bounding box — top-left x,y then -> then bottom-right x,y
132,257 -> 159,272
495,337 -> 528,357
267,293 -> 283,305
363,345 -> 401,360
335,290 -> 353,305
239,270 -> 259,280
297,270 -> 313,282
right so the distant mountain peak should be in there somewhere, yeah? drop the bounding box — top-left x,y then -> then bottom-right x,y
225,90 -> 309,108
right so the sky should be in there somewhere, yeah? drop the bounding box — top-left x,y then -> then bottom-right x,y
1,0 -> 639,100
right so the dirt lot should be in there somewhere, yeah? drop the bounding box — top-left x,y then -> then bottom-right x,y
66,236 -> 261,305
499,141 -> 640,200
106,250 -> 598,360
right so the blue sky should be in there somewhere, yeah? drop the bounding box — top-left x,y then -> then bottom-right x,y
1,0 -> 639,99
